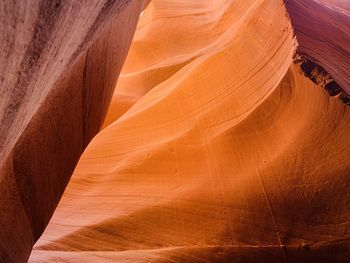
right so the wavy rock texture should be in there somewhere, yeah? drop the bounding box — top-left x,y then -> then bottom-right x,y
29,0 -> 350,262
285,0 -> 350,95
0,1 -> 145,262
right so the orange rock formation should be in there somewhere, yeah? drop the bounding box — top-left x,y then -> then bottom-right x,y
1,0 -> 349,262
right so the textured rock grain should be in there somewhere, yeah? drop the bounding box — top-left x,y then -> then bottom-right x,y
285,0 -> 350,95
0,1 -> 144,262
30,0 -> 350,262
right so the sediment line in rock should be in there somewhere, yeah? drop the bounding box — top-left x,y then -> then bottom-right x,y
32,1 -> 350,262
285,0 -> 350,95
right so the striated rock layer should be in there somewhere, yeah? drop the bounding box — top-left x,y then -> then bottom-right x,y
30,0 -> 350,262
285,0 -> 350,95
0,0 -> 146,262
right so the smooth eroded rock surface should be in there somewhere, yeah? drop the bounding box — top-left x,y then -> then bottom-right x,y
30,0 -> 350,262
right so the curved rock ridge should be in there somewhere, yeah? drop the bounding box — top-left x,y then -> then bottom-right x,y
30,0 -> 350,262
0,1 -> 145,262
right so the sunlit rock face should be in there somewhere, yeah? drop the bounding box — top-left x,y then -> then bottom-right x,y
1,0 -> 350,262
28,0 -> 349,262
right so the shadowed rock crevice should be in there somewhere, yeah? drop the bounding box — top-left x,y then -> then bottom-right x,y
285,0 -> 350,95
293,52 -> 350,105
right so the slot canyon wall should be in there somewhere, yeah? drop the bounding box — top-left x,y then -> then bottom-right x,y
285,0 -> 350,95
0,0 -> 148,262
1,0 -> 350,262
